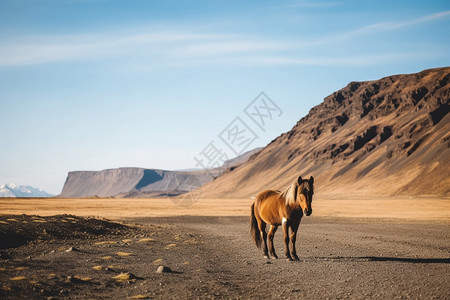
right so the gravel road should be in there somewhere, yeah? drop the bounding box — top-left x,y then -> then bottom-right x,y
1,214 -> 448,299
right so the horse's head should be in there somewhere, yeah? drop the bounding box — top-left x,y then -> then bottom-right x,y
297,176 -> 314,216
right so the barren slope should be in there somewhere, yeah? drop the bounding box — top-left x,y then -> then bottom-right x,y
201,67 -> 450,198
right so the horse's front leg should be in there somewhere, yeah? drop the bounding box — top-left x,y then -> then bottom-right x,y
282,219 -> 292,261
290,221 -> 300,261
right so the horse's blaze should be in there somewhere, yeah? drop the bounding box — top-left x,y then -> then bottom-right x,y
298,194 -> 307,212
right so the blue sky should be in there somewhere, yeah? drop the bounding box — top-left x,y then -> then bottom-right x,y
0,0 -> 449,194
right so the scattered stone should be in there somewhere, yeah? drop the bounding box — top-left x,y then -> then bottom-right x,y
65,247 -> 80,252
156,266 -> 172,273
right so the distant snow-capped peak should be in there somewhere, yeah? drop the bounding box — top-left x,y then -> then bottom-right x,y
0,183 -> 53,197
1,183 -> 17,189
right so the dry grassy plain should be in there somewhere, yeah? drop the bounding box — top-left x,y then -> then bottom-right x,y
0,196 -> 449,221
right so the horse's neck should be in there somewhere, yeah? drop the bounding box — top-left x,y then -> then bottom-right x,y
282,195 -> 301,210
286,201 -> 301,210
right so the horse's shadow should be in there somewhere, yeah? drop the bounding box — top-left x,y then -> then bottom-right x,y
312,256 -> 450,264
361,256 -> 450,264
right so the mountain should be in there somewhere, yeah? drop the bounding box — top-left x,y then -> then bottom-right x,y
59,148 -> 261,198
59,168 -> 218,198
200,67 -> 450,198
224,147 -> 263,168
0,184 -> 54,198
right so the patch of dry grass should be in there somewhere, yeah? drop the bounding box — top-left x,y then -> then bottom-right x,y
9,276 -> 26,281
137,238 -> 154,243
94,241 -> 116,245
73,275 -> 92,282
129,294 -> 150,299
2,284 -> 11,291
0,196 -> 448,221
112,273 -> 136,282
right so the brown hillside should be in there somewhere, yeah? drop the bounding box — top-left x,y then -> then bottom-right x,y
201,67 -> 450,198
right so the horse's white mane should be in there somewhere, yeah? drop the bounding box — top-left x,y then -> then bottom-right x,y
281,182 -> 298,206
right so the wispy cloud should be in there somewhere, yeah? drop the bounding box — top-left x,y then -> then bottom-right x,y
243,52 -> 428,67
0,31 -> 231,67
320,10 -> 450,44
0,10 -> 448,68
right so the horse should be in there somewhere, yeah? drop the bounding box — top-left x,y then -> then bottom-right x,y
250,175 -> 314,261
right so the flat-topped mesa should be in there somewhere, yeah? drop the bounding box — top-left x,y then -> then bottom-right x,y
200,67 -> 450,198
59,167 -> 213,198
59,147 -> 263,198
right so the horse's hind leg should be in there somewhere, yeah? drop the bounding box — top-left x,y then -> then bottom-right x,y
267,225 -> 278,259
257,221 -> 269,258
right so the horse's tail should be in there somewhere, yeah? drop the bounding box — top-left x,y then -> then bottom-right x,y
250,202 -> 261,248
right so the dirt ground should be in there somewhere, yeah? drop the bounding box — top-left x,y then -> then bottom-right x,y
1,212 -> 449,299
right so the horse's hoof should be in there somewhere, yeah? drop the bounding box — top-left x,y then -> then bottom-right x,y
270,255 -> 278,260
286,257 -> 293,261
263,255 -> 269,259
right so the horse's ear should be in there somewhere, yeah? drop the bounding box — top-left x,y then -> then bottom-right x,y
309,176 -> 314,184
297,176 -> 302,184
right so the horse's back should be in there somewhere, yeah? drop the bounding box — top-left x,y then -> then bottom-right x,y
255,189 -> 280,203
254,189 -> 284,225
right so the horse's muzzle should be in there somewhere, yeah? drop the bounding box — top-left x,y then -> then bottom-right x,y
304,209 -> 312,216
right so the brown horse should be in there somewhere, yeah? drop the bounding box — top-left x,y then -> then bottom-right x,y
250,176 -> 314,261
